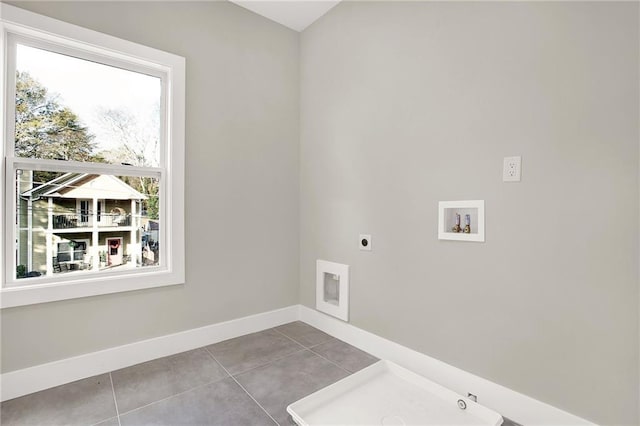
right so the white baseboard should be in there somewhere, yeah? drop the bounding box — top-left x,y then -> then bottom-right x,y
0,303 -> 596,426
298,305 -> 595,426
0,305 -> 298,402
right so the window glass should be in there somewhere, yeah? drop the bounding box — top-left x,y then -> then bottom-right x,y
15,168 -> 160,279
79,200 -> 90,224
2,3 -> 185,307
15,44 -> 161,167
57,241 -> 87,262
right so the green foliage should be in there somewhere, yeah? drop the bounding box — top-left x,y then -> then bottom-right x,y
15,71 -> 102,166
16,264 -> 27,279
146,195 -> 159,220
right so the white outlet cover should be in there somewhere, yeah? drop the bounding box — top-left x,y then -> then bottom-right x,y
359,234 -> 372,251
503,156 -> 521,182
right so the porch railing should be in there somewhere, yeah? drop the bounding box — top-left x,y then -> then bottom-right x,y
52,213 -> 133,229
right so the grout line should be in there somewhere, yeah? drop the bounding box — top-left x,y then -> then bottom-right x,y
108,372 -> 122,426
272,327 -> 358,375
228,347 -> 308,377
113,348 -> 235,417
272,325 -> 336,350
206,327 -> 308,377
271,327 -> 314,349
111,327 -> 341,425
271,328 -> 351,371
116,375 -> 227,417
116,352 -> 234,420
118,335 -> 304,419
306,346 -> 353,374
89,417 -> 119,426
272,327 -> 307,349
204,347 -> 280,426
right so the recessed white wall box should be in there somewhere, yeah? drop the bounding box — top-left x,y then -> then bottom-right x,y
316,260 -> 349,321
359,234 -> 372,251
438,200 -> 485,242
503,156 -> 521,182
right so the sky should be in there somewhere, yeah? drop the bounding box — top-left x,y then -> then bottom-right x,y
16,43 -> 161,159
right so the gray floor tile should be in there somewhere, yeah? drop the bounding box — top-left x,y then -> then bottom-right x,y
112,348 -> 228,414
235,349 -> 349,425
93,417 -> 120,426
274,321 -> 332,347
0,374 -> 117,426
310,337 -> 378,372
207,329 -> 303,375
502,416 -> 523,426
119,377 -> 275,426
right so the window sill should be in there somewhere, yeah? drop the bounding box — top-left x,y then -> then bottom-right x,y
1,268 -> 184,308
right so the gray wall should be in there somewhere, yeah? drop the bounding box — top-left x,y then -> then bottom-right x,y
299,2 -> 638,425
2,1 -> 639,425
1,1 -> 299,371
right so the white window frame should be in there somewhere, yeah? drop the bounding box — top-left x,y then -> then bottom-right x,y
0,4 -> 185,308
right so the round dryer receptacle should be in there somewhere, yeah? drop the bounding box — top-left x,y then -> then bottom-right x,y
359,234 -> 372,251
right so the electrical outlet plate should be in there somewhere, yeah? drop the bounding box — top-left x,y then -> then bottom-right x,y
503,156 -> 521,182
359,234 -> 372,251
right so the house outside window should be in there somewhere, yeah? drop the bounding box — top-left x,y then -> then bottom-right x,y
19,172 -> 153,274
1,4 -> 185,308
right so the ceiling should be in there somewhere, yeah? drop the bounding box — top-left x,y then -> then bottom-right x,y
229,0 -> 342,32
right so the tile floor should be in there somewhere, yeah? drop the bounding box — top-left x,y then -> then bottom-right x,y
0,322 -> 376,426
1,321 -> 520,426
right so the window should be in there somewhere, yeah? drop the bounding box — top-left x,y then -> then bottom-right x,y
78,200 -> 90,225
1,4 -> 185,307
57,240 -> 87,262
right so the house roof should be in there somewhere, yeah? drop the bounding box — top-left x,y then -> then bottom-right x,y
22,173 -> 86,198
22,172 -> 147,200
